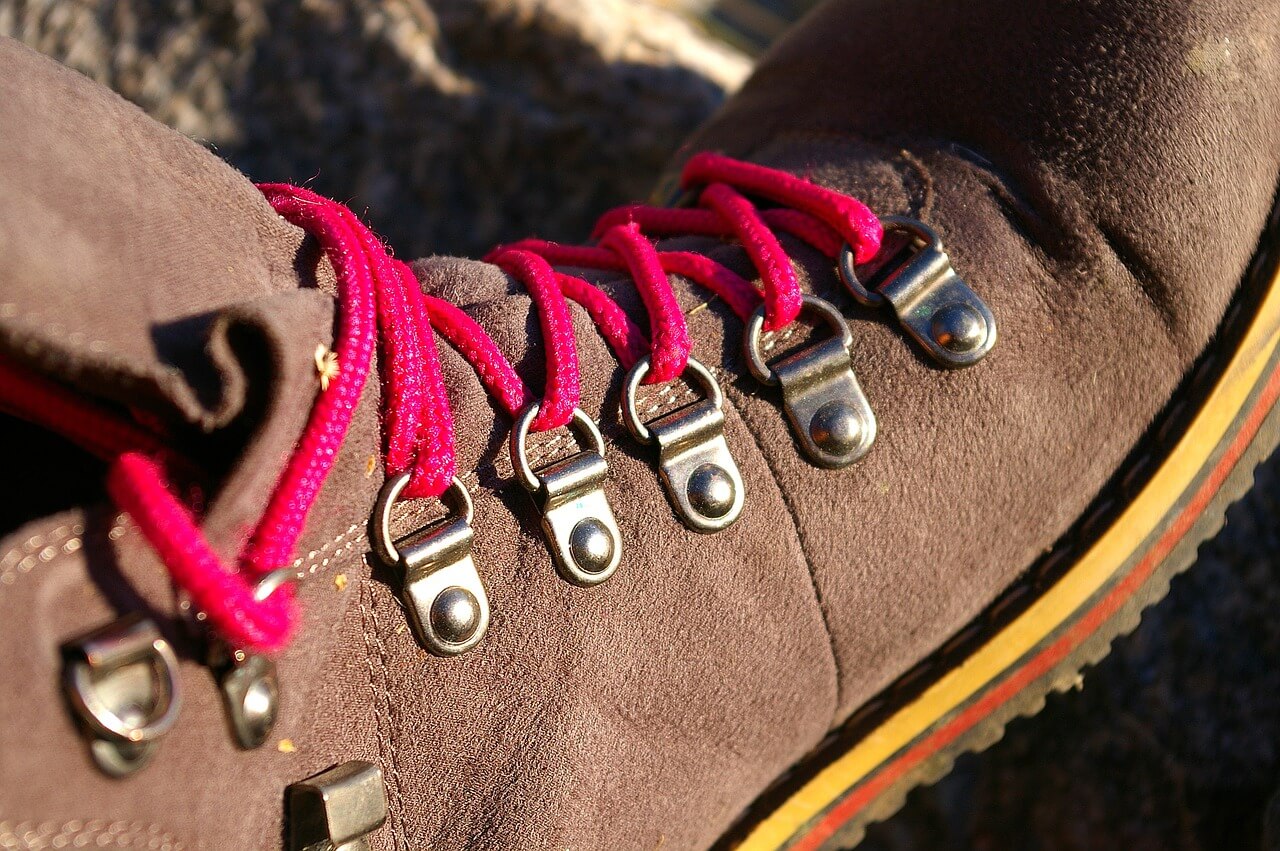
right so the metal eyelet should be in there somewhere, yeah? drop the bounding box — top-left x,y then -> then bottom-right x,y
203,568 -> 290,750
838,215 -> 997,368
622,356 -> 744,532
252,567 -> 295,603
63,614 -> 183,777
511,404 -> 622,586
371,474 -> 490,657
744,294 -> 877,469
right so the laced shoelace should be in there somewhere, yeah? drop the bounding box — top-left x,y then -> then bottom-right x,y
0,153 -> 883,653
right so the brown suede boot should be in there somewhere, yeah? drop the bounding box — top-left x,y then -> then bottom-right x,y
2,0 -> 1279,848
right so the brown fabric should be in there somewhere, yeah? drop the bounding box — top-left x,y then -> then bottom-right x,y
0,36 -> 836,850
337,257 -> 838,849
676,0 -> 1280,718
2,0 -> 1280,848
0,38 -> 337,428
0,33 -> 375,846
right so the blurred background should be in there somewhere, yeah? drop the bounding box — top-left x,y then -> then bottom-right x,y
4,1 -> 1279,848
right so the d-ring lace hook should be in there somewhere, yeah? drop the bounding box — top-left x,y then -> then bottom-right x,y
622,356 -> 745,532
371,475 -> 491,656
839,216 -> 996,368
2,154 -> 998,666
745,295 -> 877,469
511,405 -> 622,586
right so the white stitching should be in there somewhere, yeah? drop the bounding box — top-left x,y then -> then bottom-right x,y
1,516 -> 369,590
291,523 -> 367,580
760,320 -> 809,355
0,516 -> 127,587
0,304 -> 112,352
0,819 -> 196,850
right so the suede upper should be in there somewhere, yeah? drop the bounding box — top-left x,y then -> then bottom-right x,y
2,0 -> 1279,848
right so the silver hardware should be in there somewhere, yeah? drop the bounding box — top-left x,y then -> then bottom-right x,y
511,404 -> 622,585
744,294 -> 877,469
838,215 -> 996,367
207,569 -> 289,749
287,761 -> 388,851
621,355 -> 744,532
371,475 -> 490,656
218,653 -> 279,749
62,614 -> 182,777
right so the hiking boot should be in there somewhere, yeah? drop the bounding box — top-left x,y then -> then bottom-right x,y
1,0 -> 1278,847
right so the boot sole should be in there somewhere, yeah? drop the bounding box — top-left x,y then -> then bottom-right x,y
715,204 -> 1280,850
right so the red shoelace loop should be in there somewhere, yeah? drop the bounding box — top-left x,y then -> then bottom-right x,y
0,154 -> 879,653
482,248 -> 582,431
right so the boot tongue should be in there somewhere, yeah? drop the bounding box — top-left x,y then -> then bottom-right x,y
0,40 -> 348,565
0,39 -> 332,431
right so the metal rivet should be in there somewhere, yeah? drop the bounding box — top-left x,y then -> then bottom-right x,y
744,295 -> 877,468
931,302 -> 987,353
370,475 -> 490,656
429,586 -> 480,645
686,463 -> 736,519
569,517 -> 615,574
838,216 -> 996,368
620,356 -> 745,533
808,399 -> 863,456
511,404 -> 622,585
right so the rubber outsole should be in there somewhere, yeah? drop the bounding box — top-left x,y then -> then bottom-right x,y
718,202 -> 1280,850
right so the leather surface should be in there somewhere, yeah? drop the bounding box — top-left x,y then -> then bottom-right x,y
678,0 -> 1280,718
2,0 -> 1279,846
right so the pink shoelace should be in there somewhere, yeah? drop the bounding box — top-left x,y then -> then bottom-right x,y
0,153 -> 880,652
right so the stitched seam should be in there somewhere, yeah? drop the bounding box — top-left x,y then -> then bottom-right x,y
672,138 -> 845,718
290,523 -> 365,579
0,516 -> 128,588
1096,218 -> 1181,343
0,819 -> 199,850
358,581 -> 407,849
718,379 -> 844,726
0,304 -> 112,353
721,177 -> 1280,841
894,147 -> 933,220
3,512 -> 363,592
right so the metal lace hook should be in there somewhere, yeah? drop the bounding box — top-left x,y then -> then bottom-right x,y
370,474 -> 490,656
62,613 -> 183,776
214,569 -> 290,749
744,294 -> 877,469
621,355 -> 745,532
510,404 -> 622,586
838,215 -> 996,368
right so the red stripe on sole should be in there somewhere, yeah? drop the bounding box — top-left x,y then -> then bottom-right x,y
792,360 -> 1280,851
